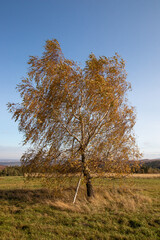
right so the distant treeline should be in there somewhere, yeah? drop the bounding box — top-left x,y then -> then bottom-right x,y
144,160 -> 160,169
0,160 -> 160,176
0,166 -> 23,176
135,160 -> 160,173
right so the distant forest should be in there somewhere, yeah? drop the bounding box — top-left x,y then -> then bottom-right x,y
0,160 -> 160,176
0,166 -> 23,176
145,160 -> 160,169
135,160 -> 160,173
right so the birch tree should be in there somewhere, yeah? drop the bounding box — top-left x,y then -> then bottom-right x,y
8,39 -> 140,197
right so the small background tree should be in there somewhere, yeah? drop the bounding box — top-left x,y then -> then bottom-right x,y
8,39 -> 141,197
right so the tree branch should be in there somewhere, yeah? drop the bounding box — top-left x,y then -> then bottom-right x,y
59,119 -> 81,144
84,105 -> 112,148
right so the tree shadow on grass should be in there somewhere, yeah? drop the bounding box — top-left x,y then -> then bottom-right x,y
0,186 -> 76,205
0,188 -> 57,204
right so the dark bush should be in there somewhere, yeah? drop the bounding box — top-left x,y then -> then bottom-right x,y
0,166 -> 23,176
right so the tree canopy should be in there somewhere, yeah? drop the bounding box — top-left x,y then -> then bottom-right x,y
8,39 -> 141,197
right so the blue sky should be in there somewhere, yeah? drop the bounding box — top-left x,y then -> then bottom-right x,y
0,0 -> 160,160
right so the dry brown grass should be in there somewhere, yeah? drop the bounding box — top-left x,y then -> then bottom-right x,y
46,185 -> 152,213
93,173 -> 160,178
0,175 -> 153,214
131,173 -> 160,178
24,172 -> 160,179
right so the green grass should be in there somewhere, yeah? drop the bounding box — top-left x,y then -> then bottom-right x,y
0,176 -> 160,240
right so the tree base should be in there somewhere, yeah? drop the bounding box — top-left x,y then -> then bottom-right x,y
86,179 -> 94,197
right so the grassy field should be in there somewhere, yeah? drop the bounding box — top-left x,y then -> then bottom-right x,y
0,175 -> 160,240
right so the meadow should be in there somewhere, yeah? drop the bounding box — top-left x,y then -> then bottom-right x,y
0,175 -> 160,240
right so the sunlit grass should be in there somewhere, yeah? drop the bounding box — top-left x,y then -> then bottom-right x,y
0,176 -> 42,190
0,176 -> 160,240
